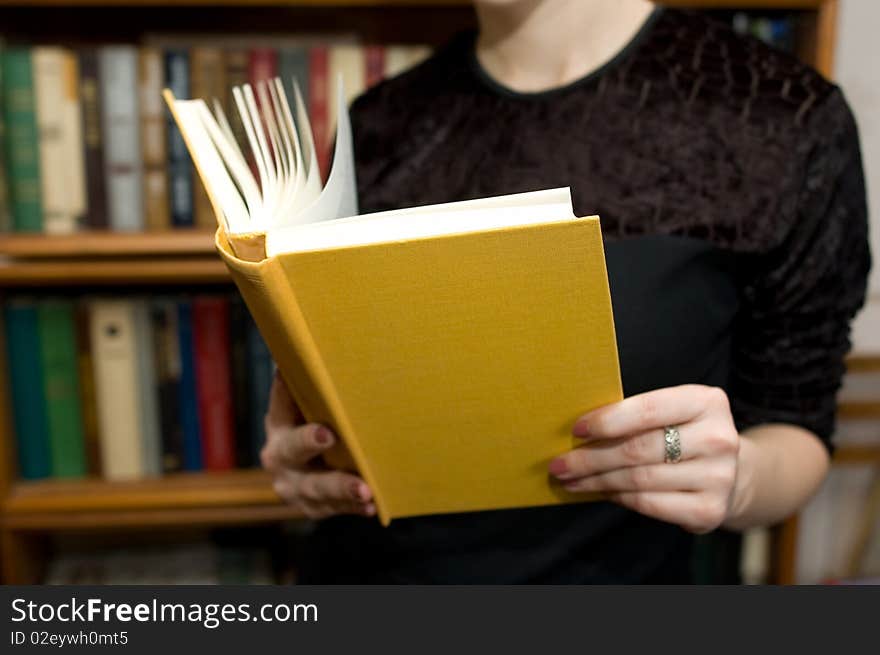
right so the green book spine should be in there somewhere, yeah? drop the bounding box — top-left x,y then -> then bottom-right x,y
0,38 -> 10,232
1,48 -> 42,232
4,301 -> 51,479
37,301 -> 87,478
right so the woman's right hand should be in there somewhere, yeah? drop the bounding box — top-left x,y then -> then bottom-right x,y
260,371 -> 376,519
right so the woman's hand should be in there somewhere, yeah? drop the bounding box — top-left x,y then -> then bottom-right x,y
260,371 -> 376,519
550,385 -> 741,534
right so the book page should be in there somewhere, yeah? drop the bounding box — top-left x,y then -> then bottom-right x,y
266,199 -> 577,256
164,75 -> 356,235
286,76 -> 357,226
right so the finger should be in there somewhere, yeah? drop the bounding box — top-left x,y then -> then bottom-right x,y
265,369 -> 303,429
262,422 -> 336,470
298,470 -> 373,504
272,473 -> 376,518
561,461 -> 734,494
573,385 -> 727,440
551,429 -> 665,479
609,491 -> 728,534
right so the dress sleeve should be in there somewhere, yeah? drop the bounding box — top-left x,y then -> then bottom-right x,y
729,87 -> 871,452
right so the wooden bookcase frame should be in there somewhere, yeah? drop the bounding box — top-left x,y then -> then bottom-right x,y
0,0 -> 868,585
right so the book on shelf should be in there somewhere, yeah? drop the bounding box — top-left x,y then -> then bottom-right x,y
3,292 -> 273,482
0,40 -> 431,234
140,47 -> 171,231
1,47 -> 43,232
78,47 -> 109,230
100,46 -> 144,232
166,73 -> 623,525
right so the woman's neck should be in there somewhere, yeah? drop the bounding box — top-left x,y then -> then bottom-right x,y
474,0 -> 656,93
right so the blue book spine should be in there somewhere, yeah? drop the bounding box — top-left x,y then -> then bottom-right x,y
4,302 -> 51,479
246,314 -> 274,463
165,49 -> 193,227
176,301 -> 202,470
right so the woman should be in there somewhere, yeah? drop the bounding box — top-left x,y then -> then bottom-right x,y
261,0 -> 871,582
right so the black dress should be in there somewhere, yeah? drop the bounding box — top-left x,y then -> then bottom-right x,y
299,8 -> 871,583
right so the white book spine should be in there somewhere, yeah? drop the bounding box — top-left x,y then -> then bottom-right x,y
99,46 -> 144,231
89,300 -> 146,479
33,47 -> 85,234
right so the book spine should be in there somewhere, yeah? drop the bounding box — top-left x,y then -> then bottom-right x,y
223,48 -> 249,161
364,45 -> 385,88
0,38 -> 10,232
278,47 -> 309,107
1,48 -> 43,232
190,47 -> 226,230
308,46 -> 329,180
245,311 -> 273,464
165,49 -> 194,228
33,48 -> 86,234
176,300 -> 203,470
139,47 -> 170,231
33,47 -> 67,233
89,300 -> 146,479
4,301 -> 51,479
133,300 -> 162,476
229,296 -> 253,467
151,299 -> 183,473
74,301 -> 102,475
99,46 -> 144,232
77,47 -> 109,229
247,47 -> 277,91
192,296 -> 235,471
61,51 -> 87,230
37,300 -> 87,478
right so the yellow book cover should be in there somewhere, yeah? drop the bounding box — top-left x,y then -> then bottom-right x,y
165,78 -> 622,526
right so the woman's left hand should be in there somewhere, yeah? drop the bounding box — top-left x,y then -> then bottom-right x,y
549,385 -> 741,534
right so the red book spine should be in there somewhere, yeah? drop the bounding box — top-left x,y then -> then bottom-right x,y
247,47 -> 278,90
246,48 -> 278,181
309,46 -> 330,181
365,45 -> 385,88
192,296 -> 235,471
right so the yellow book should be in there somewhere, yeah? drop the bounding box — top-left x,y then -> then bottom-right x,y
164,79 -> 622,526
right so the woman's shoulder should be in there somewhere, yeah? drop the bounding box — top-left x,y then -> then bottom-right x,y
638,8 -> 841,129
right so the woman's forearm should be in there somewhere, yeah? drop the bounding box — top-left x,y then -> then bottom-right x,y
723,423 -> 830,531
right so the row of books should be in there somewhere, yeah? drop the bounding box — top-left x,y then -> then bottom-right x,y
0,40 -> 430,234
4,294 -> 274,481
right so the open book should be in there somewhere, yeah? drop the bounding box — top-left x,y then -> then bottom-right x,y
165,79 -> 622,525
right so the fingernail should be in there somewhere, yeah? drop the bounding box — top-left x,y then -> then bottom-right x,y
363,503 -> 376,516
572,418 -> 590,438
315,426 -> 332,445
548,457 -> 569,477
349,482 -> 362,500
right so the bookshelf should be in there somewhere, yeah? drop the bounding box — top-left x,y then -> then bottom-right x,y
0,0 -> 853,585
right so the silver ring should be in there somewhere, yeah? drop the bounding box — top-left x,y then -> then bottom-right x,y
664,426 -> 682,463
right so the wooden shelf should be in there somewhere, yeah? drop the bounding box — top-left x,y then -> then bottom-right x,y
833,445 -> 880,466
0,230 -> 217,259
0,257 -> 229,286
2,469 -> 302,531
839,402 -> 880,420
847,355 -> 880,373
